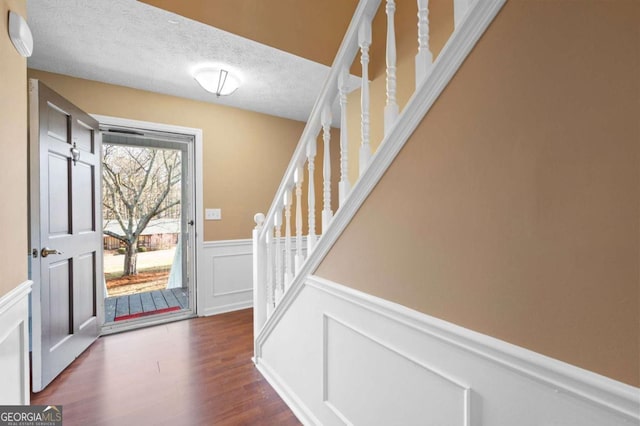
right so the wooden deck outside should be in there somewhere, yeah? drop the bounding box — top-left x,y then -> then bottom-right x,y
104,287 -> 188,323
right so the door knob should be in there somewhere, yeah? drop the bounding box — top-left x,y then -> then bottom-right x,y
41,247 -> 62,258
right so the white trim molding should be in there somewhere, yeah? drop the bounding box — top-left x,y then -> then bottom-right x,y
0,280 -> 32,405
203,238 -> 252,249
321,313 -> 472,425
91,115 -> 204,318
255,359 -> 323,426
200,239 -> 254,316
200,237 -> 311,317
255,275 -> 640,425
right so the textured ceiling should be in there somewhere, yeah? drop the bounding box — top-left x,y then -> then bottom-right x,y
140,0 -> 419,79
26,0 -> 360,124
140,0 -> 360,68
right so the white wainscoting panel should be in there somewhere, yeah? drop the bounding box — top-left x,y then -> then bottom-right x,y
200,240 -> 253,316
256,275 -> 640,426
0,281 -> 32,405
323,314 -> 470,426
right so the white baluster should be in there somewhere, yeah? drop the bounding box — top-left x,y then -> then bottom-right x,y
454,0 -> 471,28
338,69 -> 351,206
265,226 -> 274,317
385,0 -> 399,135
283,189 -> 293,290
252,213 -> 266,333
274,210 -> 283,304
307,138 -> 317,253
415,0 -> 433,88
294,165 -> 305,274
359,20 -> 372,177
321,106 -> 333,232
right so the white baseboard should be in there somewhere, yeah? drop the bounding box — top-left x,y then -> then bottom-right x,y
255,358 -> 322,426
199,239 -> 253,316
0,280 -> 32,405
256,275 -> 640,426
201,300 -> 253,317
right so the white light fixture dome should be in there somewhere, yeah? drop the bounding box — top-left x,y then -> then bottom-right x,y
194,68 -> 240,97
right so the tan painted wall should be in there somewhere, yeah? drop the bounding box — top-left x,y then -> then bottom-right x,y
28,70 -> 308,242
347,0 -> 454,184
317,0 -> 640,387
0,0 -> 28,298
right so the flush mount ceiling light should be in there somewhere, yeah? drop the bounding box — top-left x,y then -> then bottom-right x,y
194,68 -> 240,97
8,11 -> 33,57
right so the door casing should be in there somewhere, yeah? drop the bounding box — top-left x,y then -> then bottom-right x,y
94,115 -> 204,335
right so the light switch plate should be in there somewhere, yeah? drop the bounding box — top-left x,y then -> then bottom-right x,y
205,208 -> 221,220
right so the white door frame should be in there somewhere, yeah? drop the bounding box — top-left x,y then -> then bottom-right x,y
92,114 -> 205,332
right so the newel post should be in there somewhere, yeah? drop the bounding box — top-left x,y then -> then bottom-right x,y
252,213 -> 266,338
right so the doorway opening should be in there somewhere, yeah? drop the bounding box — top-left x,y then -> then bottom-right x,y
98,120 -> 200,333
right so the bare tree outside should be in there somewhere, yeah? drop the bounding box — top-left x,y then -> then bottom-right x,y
103,144 -> 181,276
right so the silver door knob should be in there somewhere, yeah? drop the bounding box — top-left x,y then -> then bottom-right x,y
41,247 -> 62,258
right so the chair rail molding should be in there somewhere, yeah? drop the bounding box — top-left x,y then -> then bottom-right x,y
256,275 -> 640,425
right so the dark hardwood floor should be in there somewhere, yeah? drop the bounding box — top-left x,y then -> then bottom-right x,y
31,309 -> 301,426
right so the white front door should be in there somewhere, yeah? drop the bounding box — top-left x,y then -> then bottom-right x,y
29,80 -> 103,392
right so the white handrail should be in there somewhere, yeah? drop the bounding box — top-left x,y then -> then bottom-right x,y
255,0 -> 453,336
257,0 -> 382,243
254,0 -> 508,352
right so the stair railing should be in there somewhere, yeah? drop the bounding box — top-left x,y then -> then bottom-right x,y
253,0 -> 475,337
